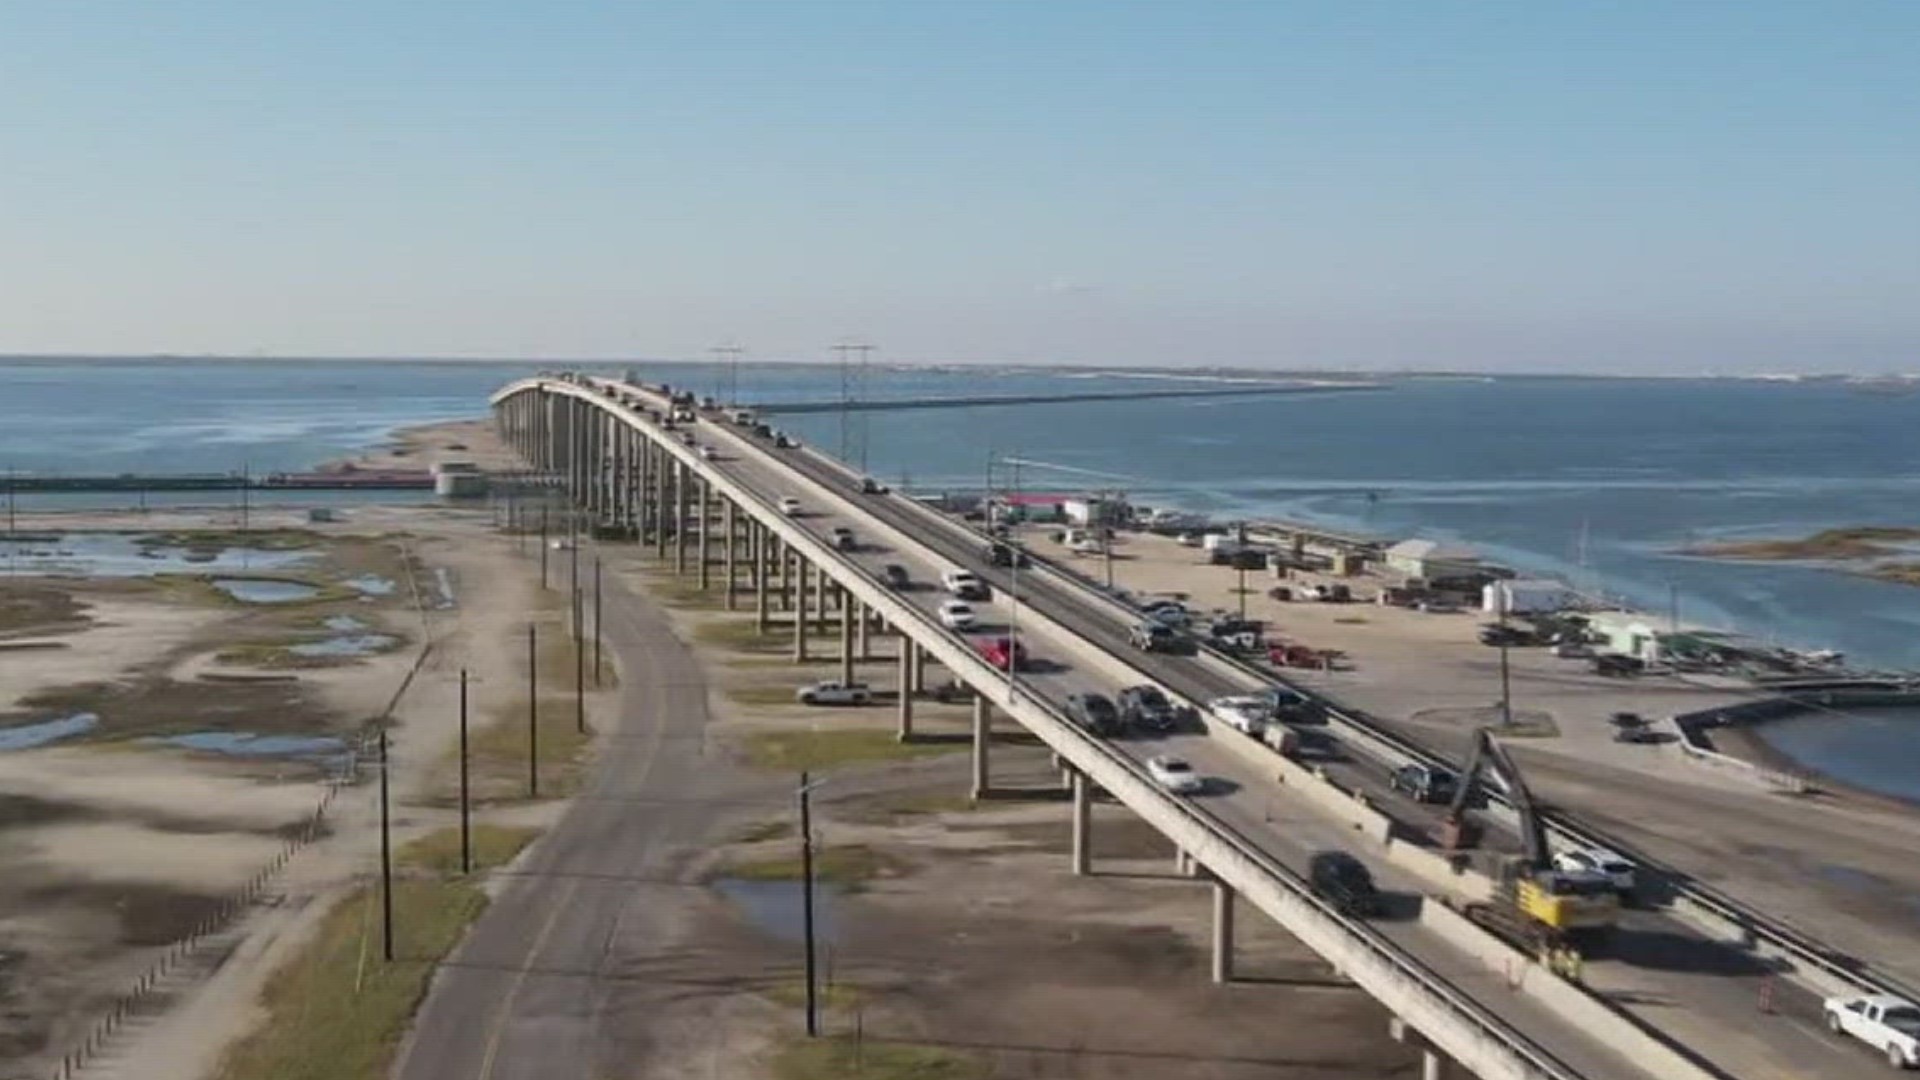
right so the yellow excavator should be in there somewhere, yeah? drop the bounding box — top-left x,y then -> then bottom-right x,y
1438,728 -> 1619,955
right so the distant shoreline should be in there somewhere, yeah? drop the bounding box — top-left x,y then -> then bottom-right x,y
1681,526 -> 1920,588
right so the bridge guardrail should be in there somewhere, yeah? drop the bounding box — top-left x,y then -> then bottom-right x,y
526,377 -> 1594,1080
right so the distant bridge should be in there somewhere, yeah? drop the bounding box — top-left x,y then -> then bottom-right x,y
750,381 -> 1384,414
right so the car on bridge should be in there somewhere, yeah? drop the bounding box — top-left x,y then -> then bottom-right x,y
859,476 -> 889,494
1117,684 -> 1178,733
1147,755 -> 1204,794
942,568 -> 990,600
1552,847 -> 1637,898
831,526 -> 857,551
778,496 -> 803,516
697,444 -> 718,460
1208,696 -> 1270,737
795,681 -> 872,706
881,564 -> 911,589
1128,621 -> 1180,652
1388,763 -> 1458,803
1065,692 -> 1122,737
976,635 -> 1027,671
937,601 -> 979,630
1823,994 -> 1920,1069
1308,851 -> 1381,916
984,541 -> 1029,568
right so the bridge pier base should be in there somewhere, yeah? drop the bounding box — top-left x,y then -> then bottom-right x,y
1070,767 -> 1090,876
696,480 -> 711,590
896,644 -> 914,742
1211,874 -> 1235,983
1389,1018 -> 1453,1080
754,526 -> 770,633
723,500 -> 738,608
855,599 -> 870,660
970,696 -> 991,800
909,644 -> 926,695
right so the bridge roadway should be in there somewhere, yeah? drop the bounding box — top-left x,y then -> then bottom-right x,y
520,377 -> 1680,1080
653,384 -> 1870,1080
492,376 -> 1878,1079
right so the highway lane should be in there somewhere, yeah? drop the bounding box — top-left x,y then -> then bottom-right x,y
672,397 -> 1875,1079
393,554 -> 742,1080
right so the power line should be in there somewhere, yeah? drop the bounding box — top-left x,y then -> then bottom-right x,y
831,341 -> 875,472
710,343 -> 745,406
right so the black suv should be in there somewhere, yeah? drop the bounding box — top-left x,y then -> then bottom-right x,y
1064,692 -> 1122,737
1117,685 -> 1177,733
1308,851 -> 1380,916
984,541 -> 1030,568
1128,621 -> 1177,652
881,564 -> 910,589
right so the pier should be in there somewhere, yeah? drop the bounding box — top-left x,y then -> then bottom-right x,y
1,470 -> 436,493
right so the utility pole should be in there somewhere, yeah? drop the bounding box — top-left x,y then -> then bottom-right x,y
379,724 -> 394,962
1236,520 -> 1249,621
575,585 -> 586,735
1007,454 -> 1023,698
711,343 -> 745,407
1496,606 -> 1514,729
459,668 -> 471,874
798,771 -> 819,1038
831,341 -> 876,473
593,557 -> 604,687
540,504 -> 550,588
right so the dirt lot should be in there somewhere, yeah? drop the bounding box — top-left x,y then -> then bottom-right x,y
588,537 -> 1422,1079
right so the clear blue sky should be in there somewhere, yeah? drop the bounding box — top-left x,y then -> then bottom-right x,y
2,1 -> 1915,372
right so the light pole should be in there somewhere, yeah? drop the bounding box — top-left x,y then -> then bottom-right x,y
796,771 -> 826,1037
1236,520 -> 1249,621
1005,455 -> 1023,697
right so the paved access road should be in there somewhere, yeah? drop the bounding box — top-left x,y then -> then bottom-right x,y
393,560 -> 754,1080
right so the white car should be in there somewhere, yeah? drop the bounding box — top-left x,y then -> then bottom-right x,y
1209,696 -> 1270,736
938,601 -> 979,630
698,445 -> 717,460
1147,755 -> 1204,795
778,496 -> 802,516
1824,994 -> 1920,1069
1551,848 -> 1637,895
795,681 -> 871,706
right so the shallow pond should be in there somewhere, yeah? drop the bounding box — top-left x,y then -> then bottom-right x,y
0,713 -> 99,751
343,574 -> 396,596
154,731 -> 349,758
212,578 -> 320,604
291,633 -> 397,658
0,533 -> 310,577
712,877 -> 843,945
1756,705 -> 1920,802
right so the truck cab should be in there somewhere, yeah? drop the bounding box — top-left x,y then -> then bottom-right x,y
1825,994 -> 1920,1069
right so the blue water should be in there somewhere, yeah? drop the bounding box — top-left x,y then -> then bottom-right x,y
0,713 -> 99,750
156,732 -> 348,758
211,578 -> 320,604
1757,708 -> 1920,802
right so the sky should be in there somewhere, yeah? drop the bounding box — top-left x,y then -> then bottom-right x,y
1,2 -> 1916,373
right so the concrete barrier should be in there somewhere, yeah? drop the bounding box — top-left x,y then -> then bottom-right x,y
1388,841 -> 1495,905
1418,900 -> 1728,1080
1662,897 -> 1852,999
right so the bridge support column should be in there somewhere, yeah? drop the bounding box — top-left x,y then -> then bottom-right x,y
754,525 -> 771,633
653,445 -> 669,559
813,567 -> 829,634
1070,766 -> 1090,876
895,643 -> 914,741
697,479 -> 712,590
1211,874 -> 1235,984
636,436 -> 652,542
674,465 -> 690,575
839,596 -> 855,686
909,644 -> 926,694
1389,1019 -> 1453,1080
854,598 -> 870,660
783,548 -> 798,612
970,696 -> 991,800
793,560 -> 810,662
723,500 -> 739,608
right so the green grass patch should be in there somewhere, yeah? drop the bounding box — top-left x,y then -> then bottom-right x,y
838,791 -> 975,824
1333,616 -> 1370,625
398,825 -> 538,875
141,527 -> 325,553
728,684 -> 805,708
737,729 -> 959,772
769,1035 -> 988,1080
639,573 -> 729,609
211,881 -> 485,1080
730,819 -> 794,844
762,978 -> 866,1010
211,823 -> 535,1080
723,844 -> 905,888
695,618 -> 791,655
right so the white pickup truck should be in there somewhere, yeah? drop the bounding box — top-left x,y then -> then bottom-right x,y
1825,994 -> 1920,1069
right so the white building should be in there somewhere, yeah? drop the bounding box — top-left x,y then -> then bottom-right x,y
1482,579 -> 1578,615
1384,538 -> 1482,580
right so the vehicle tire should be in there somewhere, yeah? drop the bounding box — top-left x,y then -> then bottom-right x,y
1887,1043 -> 1905,1070
800,694 -> 816,706
1827,1011 -> 1843,1034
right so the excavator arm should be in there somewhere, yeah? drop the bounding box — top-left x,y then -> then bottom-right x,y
1444,727 -> 1549,868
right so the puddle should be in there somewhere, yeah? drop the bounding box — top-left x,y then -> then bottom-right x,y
1816,864 -> 1892,893
322,615 -> 368,633
212,578 -> 320,604
343,574 -> 396,596
153,731 -> 348,758
0,713 -> 99,751
713,878 -> 843,945
290,633 -> 397,658
0,533 -> 310,577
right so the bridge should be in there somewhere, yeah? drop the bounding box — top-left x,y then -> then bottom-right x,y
747,380 -> 1383,413
473,373 -> 1904,1080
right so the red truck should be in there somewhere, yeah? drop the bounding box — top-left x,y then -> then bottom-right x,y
977,635 -> 1029,671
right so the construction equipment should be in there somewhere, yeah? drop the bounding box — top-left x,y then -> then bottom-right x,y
1439,728 -> 1620,954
